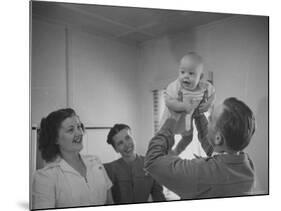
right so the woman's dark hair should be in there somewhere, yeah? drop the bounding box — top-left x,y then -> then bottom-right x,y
107,124 -> 130,149
38,108 -> 78,162
216,97 -> 256,151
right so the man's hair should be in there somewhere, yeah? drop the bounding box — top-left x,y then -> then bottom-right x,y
216,97 -> 256,151
107,124 -> 131,149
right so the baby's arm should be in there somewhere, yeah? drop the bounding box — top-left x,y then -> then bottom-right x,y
165,94 -> 193,113
198,82 -> 216,113
165,80 -> 199,113
164,81 -> 189,112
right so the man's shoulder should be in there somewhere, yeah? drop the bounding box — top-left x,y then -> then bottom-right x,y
183,156 -> 219,173
191,153 -> 254,173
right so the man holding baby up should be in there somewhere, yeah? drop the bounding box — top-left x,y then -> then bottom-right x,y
145,96 -> 256,199
145,52 -> 256,199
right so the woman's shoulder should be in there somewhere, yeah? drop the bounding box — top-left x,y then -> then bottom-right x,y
81,154 -> 104,168
81,154 -> 101,162
103,158 -> 123,174
32,162 -> 61,184
34,158 -> 61,176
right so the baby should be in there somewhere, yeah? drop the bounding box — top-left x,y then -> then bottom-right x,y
160,52 -> 215,154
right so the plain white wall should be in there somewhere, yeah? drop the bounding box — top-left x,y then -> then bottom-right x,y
196,15 -> 268,193
68,29 -> 139,162
137,15 -> 268,193
31,19 -> 140,164
31,19 -> 67,125
31,19 -> 68,171
69,30 -> 139,129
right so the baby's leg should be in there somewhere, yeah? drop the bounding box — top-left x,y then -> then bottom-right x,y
185,114 -> 192,131
170,113 -> 194,156
182,95 -> 202,131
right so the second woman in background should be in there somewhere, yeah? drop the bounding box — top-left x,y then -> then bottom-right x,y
104,124 -> 166,204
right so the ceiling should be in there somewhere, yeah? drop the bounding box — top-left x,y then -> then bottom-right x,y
32,1 -> 234,45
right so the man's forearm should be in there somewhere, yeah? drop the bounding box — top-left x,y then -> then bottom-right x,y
151,181 -> 166,201
144,118 -> 198,198
144,118 -> 176,170
172,133 -> 193,155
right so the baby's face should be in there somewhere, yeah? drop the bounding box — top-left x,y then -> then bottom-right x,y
178,56 -> 203,90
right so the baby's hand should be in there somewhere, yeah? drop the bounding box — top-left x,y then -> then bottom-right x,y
198,93 -> 215,113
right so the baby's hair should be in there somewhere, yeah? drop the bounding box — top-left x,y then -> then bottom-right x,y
181,52 -> 203,64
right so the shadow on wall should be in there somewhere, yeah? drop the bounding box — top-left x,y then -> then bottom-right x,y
250,95 -> 269,194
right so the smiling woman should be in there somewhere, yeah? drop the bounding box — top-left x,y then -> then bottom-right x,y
38,108 -> 82,163
104,124 -> 166,204
32,108 -> 113,210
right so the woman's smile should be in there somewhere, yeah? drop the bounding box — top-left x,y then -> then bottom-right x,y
72,136 -> 82,144
124,145 -> 134,154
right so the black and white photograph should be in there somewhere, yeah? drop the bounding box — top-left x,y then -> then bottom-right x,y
29,1 -> 268,210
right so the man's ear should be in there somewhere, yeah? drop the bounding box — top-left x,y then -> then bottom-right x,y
214,131 -> 224,146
